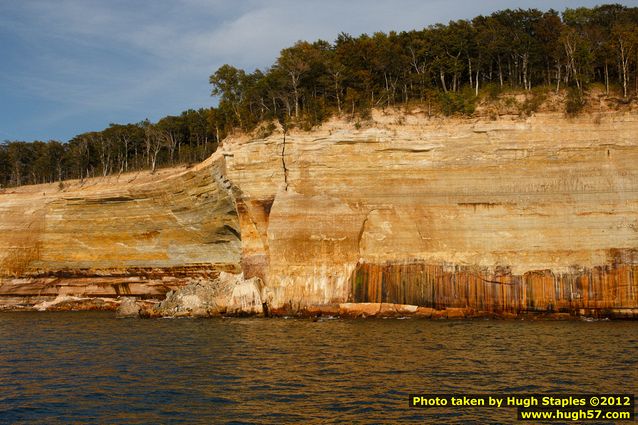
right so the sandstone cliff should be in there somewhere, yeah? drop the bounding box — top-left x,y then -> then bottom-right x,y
2,111 -> 637,317
0,159 -> 241,308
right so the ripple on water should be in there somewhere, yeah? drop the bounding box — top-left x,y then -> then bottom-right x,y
0,312 -> 636,423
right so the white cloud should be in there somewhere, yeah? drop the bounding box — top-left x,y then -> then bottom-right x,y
1,0 -> 636,140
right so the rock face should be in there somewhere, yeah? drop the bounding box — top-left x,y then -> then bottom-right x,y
222,111 -> 638,317
115,297 -> 141,318
151,272 -> 264,317
0,158 -> 241,309
1,111 -> 638,317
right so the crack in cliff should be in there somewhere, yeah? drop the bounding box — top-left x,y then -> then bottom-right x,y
212,155 -> 271,283
213,159 -> 242,211
212,159 -> 250,242
281,130 -> 289,191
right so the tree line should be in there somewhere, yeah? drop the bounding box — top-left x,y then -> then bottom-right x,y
0,108 -> 225,187
210,4 -> 638,130
2,4 -> 637,188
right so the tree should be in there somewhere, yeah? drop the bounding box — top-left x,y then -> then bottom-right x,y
611,20 -> 637,98
0,142 -> 10,187
276,41 -> 322,118
183,108 -> 215,162
143,121 -> 163,173
210,64 -> 247,128
156,116 -> 186,164
6,142 -> 33,186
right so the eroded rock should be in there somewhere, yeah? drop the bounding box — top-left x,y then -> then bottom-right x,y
33,295 -> 118,311
115,297 -> 141,318
152,272 -> 264,317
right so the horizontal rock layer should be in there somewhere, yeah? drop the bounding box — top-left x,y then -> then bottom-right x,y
0,160 -> 241,308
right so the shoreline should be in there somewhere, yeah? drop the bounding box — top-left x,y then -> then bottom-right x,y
1,298 -> 636,320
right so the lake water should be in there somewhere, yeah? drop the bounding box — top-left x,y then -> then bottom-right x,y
0,312 -> 636,424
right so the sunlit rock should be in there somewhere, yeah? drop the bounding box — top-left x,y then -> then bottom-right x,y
2,111 -> 638,318
152,272 -> 263,317
115,297 -> 141,318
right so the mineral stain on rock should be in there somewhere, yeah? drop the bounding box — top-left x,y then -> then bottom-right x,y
1,111 -> 638,318
350,260 -> 638,317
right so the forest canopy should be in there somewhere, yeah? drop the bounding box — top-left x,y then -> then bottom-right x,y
2,4 -> 638,188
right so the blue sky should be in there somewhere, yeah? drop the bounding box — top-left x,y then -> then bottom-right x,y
1,0 -> 637,142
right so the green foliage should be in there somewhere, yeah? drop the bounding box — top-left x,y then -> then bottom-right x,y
256,122 -> 277,139
565,87 -> 586,115
437,90 -> 476,116
3,4 -> 638,187
204,4 -> 637,131
0,107 -> 221,187
519,88 -> 548,116
485,83 -> 502,100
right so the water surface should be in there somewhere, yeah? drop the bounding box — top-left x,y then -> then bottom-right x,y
0,312 -> 636,423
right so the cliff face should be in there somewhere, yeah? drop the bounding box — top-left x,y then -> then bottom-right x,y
0,159 -> 241,308
223,111 -> 638,317
2,111 -> 638,316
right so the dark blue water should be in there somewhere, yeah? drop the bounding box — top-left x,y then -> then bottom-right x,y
0,312 -> 636,424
